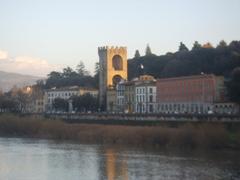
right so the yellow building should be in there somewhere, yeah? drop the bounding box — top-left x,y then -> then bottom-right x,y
98,46 -> 128,109
79,87 -> 98,98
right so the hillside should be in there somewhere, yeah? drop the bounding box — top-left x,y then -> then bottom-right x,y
0,71 -> 42,92
128,41 -> 240,80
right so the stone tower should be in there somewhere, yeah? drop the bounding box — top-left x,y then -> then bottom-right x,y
98,46 -> 128,109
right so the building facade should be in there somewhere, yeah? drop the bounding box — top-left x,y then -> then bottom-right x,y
116,80 -> 126,112
124,81 -> 135,113
45,86 -> 98,112
98,46 -> 128,109
135,75 -> 156,113
156,74 -> 225,114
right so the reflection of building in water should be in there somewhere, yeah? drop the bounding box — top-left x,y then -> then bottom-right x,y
105,149 -> 128,180
106,149 -> 116,180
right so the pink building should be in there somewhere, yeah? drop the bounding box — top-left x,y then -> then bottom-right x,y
156,74 -> 225,114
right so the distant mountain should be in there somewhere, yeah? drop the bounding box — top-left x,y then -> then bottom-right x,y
0,71 -> 43,92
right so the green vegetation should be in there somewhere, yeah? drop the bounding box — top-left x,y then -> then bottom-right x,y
0,114 -> 239,149
52,98 -> 69,112
72,93 -> 98,112
226,67 -> 240,104
45,61 -> 99,89
128,41 -> 240,103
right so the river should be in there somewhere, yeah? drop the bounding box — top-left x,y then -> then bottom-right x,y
0,137 -> 239,180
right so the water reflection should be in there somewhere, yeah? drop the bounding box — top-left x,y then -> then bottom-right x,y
105,149 -> 128,180
0,138 -> 239,180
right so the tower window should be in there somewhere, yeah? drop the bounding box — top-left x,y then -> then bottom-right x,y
112,55 -> 123,70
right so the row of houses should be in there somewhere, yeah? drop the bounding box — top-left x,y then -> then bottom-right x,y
25,86 -> 98,113
20,74 -> 239,115
107,74 -> 239,115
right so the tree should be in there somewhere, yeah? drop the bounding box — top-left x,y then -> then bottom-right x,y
134,50 -> 141,58
16,90 -> 30,113
76,61 -> 89,76
229,41 -> 240,51
63,66 -> 75,78
217,40 -> 227,48
179,42 -> 189,51
145,44 -> 152,56
45,63 -> 97,89
52,98 -> 68,112
36,80 -> 45,88
226,67 -> 240,104
192,41 -> 202,50
94,62 -> 100,75
0,96 -> 18,112
93,62 -> 100,88
48,71 -> 62,78
72,94 -> 98,112
45,71 -> 62,88
128,40 -> 240,81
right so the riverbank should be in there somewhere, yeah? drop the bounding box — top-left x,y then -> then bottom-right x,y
0,114 -> 239,149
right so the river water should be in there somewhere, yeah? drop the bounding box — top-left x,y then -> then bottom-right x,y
0,137 -> 239,180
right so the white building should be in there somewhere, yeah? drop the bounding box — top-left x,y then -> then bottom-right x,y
116,79 -> 126,112
135,75 -> 156,113
45,86 -> 98,111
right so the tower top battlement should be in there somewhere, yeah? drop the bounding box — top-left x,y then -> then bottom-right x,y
98,46 -> 127,53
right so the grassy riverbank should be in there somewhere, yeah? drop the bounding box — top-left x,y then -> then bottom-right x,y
0,114 -> 239,149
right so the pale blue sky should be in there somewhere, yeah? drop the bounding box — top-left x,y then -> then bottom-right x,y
0,0 -> 240,76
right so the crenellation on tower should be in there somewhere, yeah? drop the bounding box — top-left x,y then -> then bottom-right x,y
98,46 -> 127,53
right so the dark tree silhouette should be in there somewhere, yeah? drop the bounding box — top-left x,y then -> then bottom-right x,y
72,93 -> 98,112
179,42 -> 189,51
53,98 -> 68,112
76,61 -> 89,76
145,44 -> 152,56
226,67 -> 240,104
134,50 -> 141,58
192,41 -> 202,50
217,40 -> 227,48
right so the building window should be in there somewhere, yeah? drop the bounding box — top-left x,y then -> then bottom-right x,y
165,104 -> 168,111
112,55 -> 123,70
149,104 -> 153,112
149,88 -> 153,93
149,95 -> 153,103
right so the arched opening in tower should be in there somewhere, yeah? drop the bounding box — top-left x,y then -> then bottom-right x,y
112,75 -> 122,86
112,55 -> 123,70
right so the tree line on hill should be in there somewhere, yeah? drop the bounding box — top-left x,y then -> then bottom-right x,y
129,41 -> 240,79
43,61 -> 99,89
128,41 -> 240,104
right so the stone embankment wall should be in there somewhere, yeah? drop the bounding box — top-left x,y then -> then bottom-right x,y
45,113 -> 240,125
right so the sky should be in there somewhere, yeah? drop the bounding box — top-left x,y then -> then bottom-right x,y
0,0 -> 240,77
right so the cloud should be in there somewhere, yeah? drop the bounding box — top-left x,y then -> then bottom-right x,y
0,50 -> 8,60
0,50 -> 62,77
